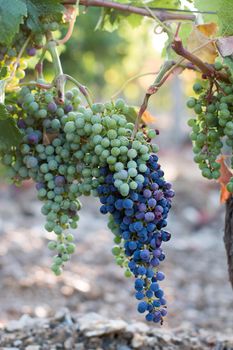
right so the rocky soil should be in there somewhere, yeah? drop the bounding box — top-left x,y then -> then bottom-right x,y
0,151 -> 232,348
1,310 -> 233,350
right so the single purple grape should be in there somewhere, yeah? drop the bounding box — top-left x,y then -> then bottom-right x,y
151,257 -> 160,267
148,198 -> 157,208
153,190 -> 164,201
143,189 -> 152,198
48,102 -> 57,113
36,182 -> 45,190
27,47 -> 37,56
54,175 -> 66,187
145,212 -> 155,222
64,104 -> 73,113
17,119 -> 27,129
153,248 -> 162,258
155,205 -> 164,213
28,132 -> 39,144
165,189 -> 175,198
140,249 -> 150,262
150,182 -> 159,191
138,203 -> 147,212
156,271 -> 165,281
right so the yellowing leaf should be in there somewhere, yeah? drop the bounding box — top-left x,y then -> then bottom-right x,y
187,23 -> 218,64
217,156 -> 232,203
141,110 -> 156,124
197,23 -> 218,37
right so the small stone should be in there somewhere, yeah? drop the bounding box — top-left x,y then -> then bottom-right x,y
126,322 -> 149,334
13,340 -> 22,346
117,346 -> 132,350
77,313 -> 127,337
74,344 -> 84,350
25,346 -> 40,350
131,333 -> 145,348
64,337 -> 73,349
6,314 -> 45,332
54,308 -> 70,321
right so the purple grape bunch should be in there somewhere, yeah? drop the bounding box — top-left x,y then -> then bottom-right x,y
97,154 -> 174,324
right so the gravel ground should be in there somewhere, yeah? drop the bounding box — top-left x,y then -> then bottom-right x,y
0,151 -> 232,342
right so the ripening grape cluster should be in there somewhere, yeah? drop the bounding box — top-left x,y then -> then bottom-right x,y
1,83 -> 174,323
187,62 -> 233,191
97,154 -> 174,323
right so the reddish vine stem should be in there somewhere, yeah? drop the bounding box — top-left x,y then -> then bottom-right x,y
171,37 -> 230,83
61,0 -> 196,22
57,6 -> 77,45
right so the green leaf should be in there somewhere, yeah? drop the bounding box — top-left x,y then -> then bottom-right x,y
195,0 -> 233,36
144,0 -> 181,9
194,0 -> 220,13
194,0 -> 220,27
218,0 -> 233,36
25,0 -> 64,32
0,104 -> 22,151
0,67 -> 8,80
0,0 -> 27,46
126,14 -> 142,28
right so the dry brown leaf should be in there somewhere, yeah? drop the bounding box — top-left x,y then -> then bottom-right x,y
141,110 -> 156,124
217,156 -> 232,203
216,36 -> 233,57
187,23 -> 218,64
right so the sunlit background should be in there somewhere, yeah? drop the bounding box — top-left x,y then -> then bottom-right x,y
0,8 -> 232,334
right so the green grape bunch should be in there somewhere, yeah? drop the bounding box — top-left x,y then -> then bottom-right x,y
187,61 -> 233,191
1,84 -> 159,275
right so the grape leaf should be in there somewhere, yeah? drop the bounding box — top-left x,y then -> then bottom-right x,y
194,0 -> 219,24
0,104 -> 22,151
0,67 -> 8,80
143,0 -> 181,9
0,0 -> 27,46
218,0 -> 233,36
25,0 -> 64,32
187,24 -> 218,64
96,9 -> 142,32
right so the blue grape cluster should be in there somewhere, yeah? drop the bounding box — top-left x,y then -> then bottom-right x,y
97,154 -> 174,323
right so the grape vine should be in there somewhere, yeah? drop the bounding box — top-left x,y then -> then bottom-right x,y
1,0 -> 233,325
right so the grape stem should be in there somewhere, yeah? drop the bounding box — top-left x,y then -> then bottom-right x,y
57,6 -> 77,45
171,36 -> 230,83
64,74 -> 93,107
19,81 -> 53,89
47,32 -> 66,102
132,60 -> 175,139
